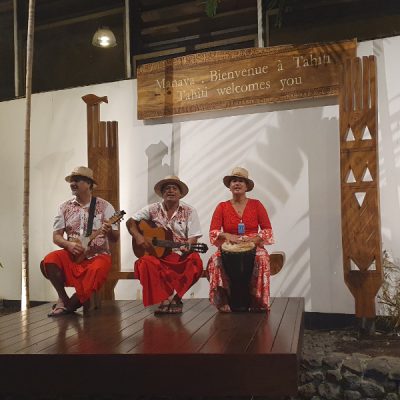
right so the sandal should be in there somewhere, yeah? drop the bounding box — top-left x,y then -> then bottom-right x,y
218,304 -> 231,313
47,306 -> 72,317
154,302 -> 170,315
167,302 -> 183,314
172,294 -> 183,305
154,301 -> 183,315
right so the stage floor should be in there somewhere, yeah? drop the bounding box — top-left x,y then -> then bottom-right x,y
0,297 -> 304,397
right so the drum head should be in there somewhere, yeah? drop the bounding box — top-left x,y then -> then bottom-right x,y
221,241 -> 255,253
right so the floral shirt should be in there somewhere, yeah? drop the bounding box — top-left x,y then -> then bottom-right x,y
131,201 -> 202,246
53,196 -> 117,258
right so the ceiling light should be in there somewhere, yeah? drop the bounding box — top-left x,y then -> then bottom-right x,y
92,27 -> 117,48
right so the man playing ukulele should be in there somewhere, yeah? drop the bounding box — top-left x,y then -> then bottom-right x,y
40,166 -> 120,316
126,175 -> 203,314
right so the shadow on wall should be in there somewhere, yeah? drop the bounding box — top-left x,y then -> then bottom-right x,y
258,108 -> 340,306
141,103 -> 344,310
146,141 -> 171,204
146,122 -> 182,205
374,39 -> 400,259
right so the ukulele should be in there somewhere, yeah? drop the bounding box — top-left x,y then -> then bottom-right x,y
69,210 -> 126,263
132,219 -> 208,258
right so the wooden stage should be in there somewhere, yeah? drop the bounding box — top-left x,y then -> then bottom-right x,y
0,297 -> 304,398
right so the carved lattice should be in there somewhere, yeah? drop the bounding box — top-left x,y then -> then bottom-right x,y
82,94 -> 120,300
339,56 -> 382,318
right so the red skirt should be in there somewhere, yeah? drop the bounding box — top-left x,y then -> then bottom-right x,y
207,246 -> 270,311
42,249 -> 112,303
134,252 -> 203,306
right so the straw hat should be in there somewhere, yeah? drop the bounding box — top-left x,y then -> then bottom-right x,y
154,175 -> 189,198
65,166 -> 97,185
223,167 -> 254,191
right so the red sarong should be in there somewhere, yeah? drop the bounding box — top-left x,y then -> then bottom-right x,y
134,252 -> 203,306
42,249 -> 112,303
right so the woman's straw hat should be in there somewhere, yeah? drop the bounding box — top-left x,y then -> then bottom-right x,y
154,175 -> 189,198
223,167 -> 254,191
65,166 -> 97,185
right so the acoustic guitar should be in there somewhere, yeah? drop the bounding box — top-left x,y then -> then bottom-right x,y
69,210 -> 126,263
132,219 -> 208,258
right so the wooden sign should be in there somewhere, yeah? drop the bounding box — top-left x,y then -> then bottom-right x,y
137,39 -> 356,120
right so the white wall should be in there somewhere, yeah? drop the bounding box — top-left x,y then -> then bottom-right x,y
1,37 -> 399,314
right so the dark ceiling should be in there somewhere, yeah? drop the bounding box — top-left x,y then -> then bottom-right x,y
1,0 -> 400,102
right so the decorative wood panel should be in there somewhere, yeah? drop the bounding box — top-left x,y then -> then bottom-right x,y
82,94 -> 120,300
137,39 -> 356,119
339,56 -> 382,318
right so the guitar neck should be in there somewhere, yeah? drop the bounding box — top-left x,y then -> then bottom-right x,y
152,238 -> 183,249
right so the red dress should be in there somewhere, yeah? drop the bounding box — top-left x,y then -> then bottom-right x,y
207,199 -> 274,311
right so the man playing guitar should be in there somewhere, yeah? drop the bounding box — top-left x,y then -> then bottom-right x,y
40,166 -> 120,316
126,175 -> 204,314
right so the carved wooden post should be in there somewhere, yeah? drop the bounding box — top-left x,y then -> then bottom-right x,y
339,56 -> 382,318
82,94 -> 121,300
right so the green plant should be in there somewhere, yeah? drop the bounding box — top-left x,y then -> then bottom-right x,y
0,261 -> 3,268
205,0 -> 219,17
377,250 -> 400,331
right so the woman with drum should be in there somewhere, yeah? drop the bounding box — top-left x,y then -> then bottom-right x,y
207,167 -> 275,312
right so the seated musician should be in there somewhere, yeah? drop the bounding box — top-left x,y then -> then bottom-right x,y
207,167 -> 275,312
126,175 -> 203,314
40,166 -> 120,316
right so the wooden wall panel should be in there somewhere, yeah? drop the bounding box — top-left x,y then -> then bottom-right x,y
82,94 -> 120,300
339,56 -> 382,318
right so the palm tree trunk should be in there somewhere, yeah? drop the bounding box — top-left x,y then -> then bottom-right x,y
21,0 -> 36,311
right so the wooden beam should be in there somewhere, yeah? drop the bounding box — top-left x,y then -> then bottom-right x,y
141,7 -> 256,35
107,252 -> 285,281
132,34 -> 258,76
34,7 -> 124,32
